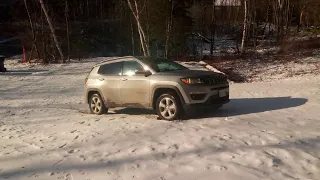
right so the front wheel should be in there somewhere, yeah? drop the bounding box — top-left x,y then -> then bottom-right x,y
156,93 -> 182,121
89,94 -> 107,115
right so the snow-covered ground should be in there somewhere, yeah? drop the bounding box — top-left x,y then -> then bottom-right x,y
1,59 -> 320,180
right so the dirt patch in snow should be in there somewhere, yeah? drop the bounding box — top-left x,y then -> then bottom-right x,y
204,49 -> 320,83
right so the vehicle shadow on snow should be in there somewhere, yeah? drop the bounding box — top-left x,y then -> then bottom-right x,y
113,108 -> 155,115
196,96 -> 308,119
84,97 -> 308,119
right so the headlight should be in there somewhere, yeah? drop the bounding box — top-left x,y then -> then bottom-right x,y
181,78 -> 204,85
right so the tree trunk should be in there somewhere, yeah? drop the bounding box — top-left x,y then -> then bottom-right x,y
145,0 -> 150,53
39,0 -> 64,62
127,0 -> 150,56
24,0 -> 41,61
276,0 -> 284,43
86,0 -> 90,16
130,16 -> 135,56
65,0 -> 70,62
279,0 -> 284,42
41,9 -> 47,64
165,0 -> 174,58
210,0 -> 216,55
285,0 -> 290,34
241,0 -> 248,55
299,5 -> 305,31
137,25 -> 149,56
253,0 -> 257,48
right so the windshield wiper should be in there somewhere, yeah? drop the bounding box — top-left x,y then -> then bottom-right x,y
161,69 -> 184,72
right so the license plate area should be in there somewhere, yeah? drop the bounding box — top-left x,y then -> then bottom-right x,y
219,88 -> 229,97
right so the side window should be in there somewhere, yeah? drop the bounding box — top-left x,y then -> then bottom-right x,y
98,62 -> 123,75
123,61 -> 144,76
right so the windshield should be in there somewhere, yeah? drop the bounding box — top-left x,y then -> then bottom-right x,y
138,57 -> 188,72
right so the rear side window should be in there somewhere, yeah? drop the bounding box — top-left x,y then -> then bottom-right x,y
98,62 -> 123,75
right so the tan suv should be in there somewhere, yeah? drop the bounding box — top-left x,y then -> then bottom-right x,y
85,56 -> 229,120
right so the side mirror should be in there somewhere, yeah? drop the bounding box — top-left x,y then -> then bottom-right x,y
144,70 -> 152,77
135,69 -> 152,77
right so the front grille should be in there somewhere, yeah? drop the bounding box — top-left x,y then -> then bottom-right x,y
202,76 -> 227,85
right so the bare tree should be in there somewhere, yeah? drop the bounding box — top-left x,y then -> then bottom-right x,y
298,1 -> 306,32
210,0 -> 216,55
65,0 -> 70,62
241,0 -> 248,54
130,16 -> 135,56
24,0 -> 41,61
276,0 -> 285,42
127,0 -> 150,56
39,0 -> 64,62
5,0 -> 320,63
165,0 -> 174,58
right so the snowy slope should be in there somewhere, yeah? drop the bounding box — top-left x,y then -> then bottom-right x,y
0,59 -> 320,180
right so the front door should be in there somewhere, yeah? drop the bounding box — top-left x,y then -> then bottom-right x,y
119,60 -> 150,107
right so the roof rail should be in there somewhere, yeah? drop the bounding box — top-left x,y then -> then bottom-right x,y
95,56 -> 135,66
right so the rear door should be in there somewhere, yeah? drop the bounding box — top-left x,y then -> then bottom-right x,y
119,60 -> 151,107
97,61 -> 123,107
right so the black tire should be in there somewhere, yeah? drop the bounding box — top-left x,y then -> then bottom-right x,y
156,93 -> 183,121
89,93 -> 107,115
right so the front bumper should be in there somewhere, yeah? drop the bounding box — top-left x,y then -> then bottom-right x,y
203,94 -> 230,105
179,82 -> 230,104
184,94 -> 230,109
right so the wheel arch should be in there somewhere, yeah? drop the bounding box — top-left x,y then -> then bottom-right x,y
151,86 -> 185,110
86,88 -> 106,104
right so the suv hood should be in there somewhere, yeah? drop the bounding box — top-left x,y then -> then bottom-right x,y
157,70 -> 223,77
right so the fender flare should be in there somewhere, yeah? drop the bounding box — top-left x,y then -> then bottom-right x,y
151,85 -> 186,109
86,88 -> 107,104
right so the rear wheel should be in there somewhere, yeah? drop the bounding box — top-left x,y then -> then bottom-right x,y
156,93 -> 182,121
89,93 -> 107,115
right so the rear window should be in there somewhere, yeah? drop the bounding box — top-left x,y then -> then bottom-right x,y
98,62 -> 123,75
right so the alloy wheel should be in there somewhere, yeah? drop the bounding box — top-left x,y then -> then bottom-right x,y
159,97 -> 177,119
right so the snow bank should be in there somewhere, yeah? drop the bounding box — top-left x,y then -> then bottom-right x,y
179,61 -> 225,74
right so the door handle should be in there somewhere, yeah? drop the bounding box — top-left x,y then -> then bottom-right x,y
98,78 -> 104,81
121,78 -> 128,81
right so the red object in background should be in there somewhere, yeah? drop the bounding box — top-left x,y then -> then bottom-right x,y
23,46 -> 26,64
